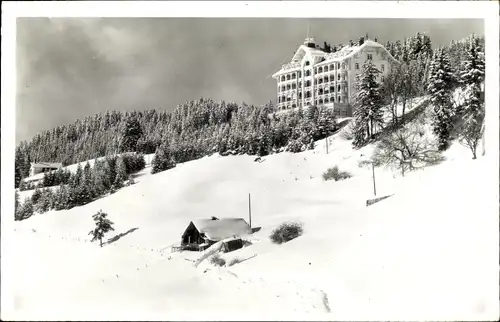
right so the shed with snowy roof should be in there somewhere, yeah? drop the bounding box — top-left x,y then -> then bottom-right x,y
180,217 -> 252,251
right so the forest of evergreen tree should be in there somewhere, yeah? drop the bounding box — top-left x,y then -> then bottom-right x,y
14,32 -> 485,221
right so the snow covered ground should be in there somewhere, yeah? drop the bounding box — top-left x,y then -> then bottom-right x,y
3,102 -> 498,320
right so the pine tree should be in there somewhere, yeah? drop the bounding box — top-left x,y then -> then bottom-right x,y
31,187 -> 42,205
151,144 -> 176,174
114,156 -> 128,188
17,197 -> 34,220
352,60 -> 384,148
15,147 -> 25,188
120,115 -> 143,152
459,35 -> 485,159
427,48 -> 456,151
54,184 -> 70,210
88,209 -> 115,247
15,191 -> 20,219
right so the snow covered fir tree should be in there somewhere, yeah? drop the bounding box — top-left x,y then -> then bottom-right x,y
351,60 -> 384,148
89,210 -> 115,247
458,35 -> 485,159
427,47 -> 456,151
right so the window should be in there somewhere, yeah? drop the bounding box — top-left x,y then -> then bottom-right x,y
286,74 -> 291,81
281,85 -> 285,92
298,81 -> 302,88
292,73 -> 296,79
306,80 -> 311,87
325,66 -> 329,72
367,54 -> 373,60
286,84 -> 291,90
355,63 -> 359,70
330,86 -> 335,92
319,79 -> 323,84
306,91 -> 311,98
319,88 -> 324,95
298,71 -> 302,77
292,104 -> 297,108
314,67 -> 317,74
381,64 -> 385,72
338,96 -> 341,103
318,67 -> 323,73
324,76 -> 328,83
338,74 -> 341,80
305,70 -> 311,77
298,92 -> 302,99
319,99 -> 323,104
281,76 -> 285,82
330,75 -> 335,82
337,85 -> 341,92
330,64 -> 335,70
305,61 -> 310,66
330,96 -> 335,103
292,83 -> 296,89
337,63 -> 340,69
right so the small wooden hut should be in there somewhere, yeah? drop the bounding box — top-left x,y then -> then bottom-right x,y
180,217 -> 252,251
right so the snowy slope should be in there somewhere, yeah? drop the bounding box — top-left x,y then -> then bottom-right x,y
4,101 -> 498,320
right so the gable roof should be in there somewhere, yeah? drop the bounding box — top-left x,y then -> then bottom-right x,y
31,162 -> 62,168
273,39 -> 398,78
186,218 -> 252,241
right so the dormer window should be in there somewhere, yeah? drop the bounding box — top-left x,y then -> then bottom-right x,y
367,54 -> 373,60
305,61 -> 310,66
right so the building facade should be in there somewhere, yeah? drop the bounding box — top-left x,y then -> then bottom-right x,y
272,37 -> 398,116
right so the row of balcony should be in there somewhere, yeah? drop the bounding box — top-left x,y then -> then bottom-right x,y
278,79 -> 348,92
277,63 -> 349,82
277,92 -> 348,104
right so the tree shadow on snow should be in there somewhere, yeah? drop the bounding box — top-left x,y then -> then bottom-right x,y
104,227 -> 139,246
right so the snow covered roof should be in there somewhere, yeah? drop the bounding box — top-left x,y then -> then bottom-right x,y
272,39 -> 398,78
187,218 -> 252,241
30,162 -> 62,168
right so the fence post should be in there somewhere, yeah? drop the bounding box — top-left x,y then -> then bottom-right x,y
372,162 -> 377,197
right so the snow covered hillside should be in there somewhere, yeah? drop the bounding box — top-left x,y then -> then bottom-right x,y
3,104 -> 498,320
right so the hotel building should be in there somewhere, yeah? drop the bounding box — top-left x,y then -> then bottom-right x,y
272,37 -> 398,116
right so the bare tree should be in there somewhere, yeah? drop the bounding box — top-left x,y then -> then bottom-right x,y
372,119 -> 443,176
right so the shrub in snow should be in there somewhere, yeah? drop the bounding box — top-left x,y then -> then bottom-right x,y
88,209 -> 115,247
270,222 -> 303,244
372,121 -> 443,176
227,257 -> 242,267
209,253 -> 226,267
322,166 -> 352,182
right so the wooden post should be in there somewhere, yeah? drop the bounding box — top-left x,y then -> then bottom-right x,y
372,162 -> 377,197
248,193 -> 252,228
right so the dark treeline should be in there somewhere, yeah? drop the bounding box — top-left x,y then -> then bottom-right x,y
15,153 -> 145,221
15,102 -> 339,187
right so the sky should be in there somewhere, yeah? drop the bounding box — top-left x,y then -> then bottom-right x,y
16,18 -> 484,143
